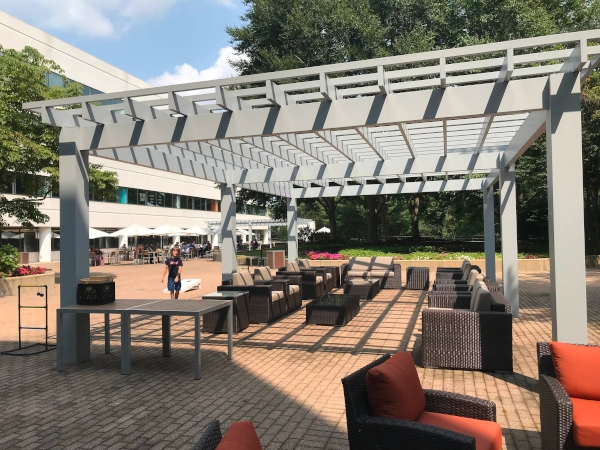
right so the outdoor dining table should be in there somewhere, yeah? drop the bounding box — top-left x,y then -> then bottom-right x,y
56,299 -> 233,380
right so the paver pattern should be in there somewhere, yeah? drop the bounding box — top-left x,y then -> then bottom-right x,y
0,258 -> 599,449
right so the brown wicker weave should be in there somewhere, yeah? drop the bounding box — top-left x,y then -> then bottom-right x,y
422,292 -> 513,372
406,267 -> 430,290
343,279 -> 380,299
341,262 -> 402,289
193,420 -> 222,450
537,342 -> 600,450
341,354 -> 498,450
202,291 -> 249,334
306,294 -> 360,326
276,268 -> 326,299
217,284 -> 284,323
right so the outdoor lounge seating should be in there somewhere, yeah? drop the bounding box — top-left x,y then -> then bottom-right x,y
254,266 -> 302,313
341,257 -> 402,289
341,352 -> 502,450
537,341 -> 600,449
290,260 -> 334,292
423,285 -> 513,372
435,261 -> 480,281
194,419 -> 262,450
217,272 -> 286,323
298,259 -> 340,288
277,261 -> 327,299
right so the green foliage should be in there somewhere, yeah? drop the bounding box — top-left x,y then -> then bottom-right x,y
0,46 -> 118,227
234,188 -> 287,220
0,244 -> 20,276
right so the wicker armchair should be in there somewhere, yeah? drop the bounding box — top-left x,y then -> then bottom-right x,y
277,261 -> 327,299
422,290 -> 513,372
254,266 -> 302,313
298,258 -> 339,289
537,342 -> 600,450
217,272 -> 286,323
341,354 -> 498,450
435,262 -> 480,281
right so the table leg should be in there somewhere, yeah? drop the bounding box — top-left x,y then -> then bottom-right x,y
56,310 -> 63,372
121,312 -> 131,375
162,315 -> 171,357
104,313 -> 111,354
194,314 -> 201,380
227,301 -> 233,360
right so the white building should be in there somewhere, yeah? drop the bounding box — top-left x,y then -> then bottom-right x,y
0,11 -> 272,262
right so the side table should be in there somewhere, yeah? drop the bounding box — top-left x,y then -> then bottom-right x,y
203,291 -> 249,333
406,267 -> 430,290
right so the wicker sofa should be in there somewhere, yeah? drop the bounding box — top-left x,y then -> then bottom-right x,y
341,257 -> 401,289
254,266 -> 302,313
217,271 -> 286,323
422,286 -> 513,372
277,261 -> 327,299
537,342 -> 600,449
341,353 -> 501,450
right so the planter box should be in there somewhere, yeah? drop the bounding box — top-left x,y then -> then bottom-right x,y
0,271 -> 55,297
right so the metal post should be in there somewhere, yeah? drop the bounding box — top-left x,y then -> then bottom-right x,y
547,72 -> 588,343
287,197 -> 298,261
220,183 -> 237,282
59,131 -> 91,364
499,165 -> 519,317
483,188 -> 496,281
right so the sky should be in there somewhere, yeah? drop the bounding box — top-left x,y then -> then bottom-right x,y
0,0 -> 248,86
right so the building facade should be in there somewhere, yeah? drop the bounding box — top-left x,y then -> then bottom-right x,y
0,11 -> 270,262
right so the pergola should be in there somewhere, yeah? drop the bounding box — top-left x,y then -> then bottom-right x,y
25,30 -> 599,363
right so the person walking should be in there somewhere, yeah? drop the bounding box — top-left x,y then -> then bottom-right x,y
161,247 -> 183,299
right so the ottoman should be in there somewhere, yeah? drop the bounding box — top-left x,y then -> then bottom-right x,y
406,267 -> 430,290
202,291 -> 249,334
343,279 -> 381,299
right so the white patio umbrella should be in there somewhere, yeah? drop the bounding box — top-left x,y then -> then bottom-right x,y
316,227 -> 331,233
89,227 -> 110,239
236,229 -> 250,236
183,225 -> 211,235
110,224 -> 153,237
151,224 -> 185,236
205,225 -> 222,235
1,232 -> 16,239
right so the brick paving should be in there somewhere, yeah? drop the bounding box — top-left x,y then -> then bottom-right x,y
0,259 -> 599,449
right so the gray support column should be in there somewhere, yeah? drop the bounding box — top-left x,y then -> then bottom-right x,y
547,72 -> 588,343
248,223 -> 253,246
59,134 -> 91,364
38,227 -> 52,263
220,183 -> 237,282
287,198 -> 298,261
483,188 -> 497,281
499,165 -> 519,317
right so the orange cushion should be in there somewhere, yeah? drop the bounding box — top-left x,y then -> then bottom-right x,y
571,398 -> 600,447
215,421 -> 262,450
366,352 -> 425,421
417,411 -> 502,450
550,342 -> 600,400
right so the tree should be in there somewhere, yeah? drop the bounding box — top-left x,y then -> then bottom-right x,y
315,197 -> 343,240
0,46 -> 118,228
235,188 -> 288,220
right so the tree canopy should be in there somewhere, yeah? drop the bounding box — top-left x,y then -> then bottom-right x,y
227,0 -> 600,250
0,46 -> 118,228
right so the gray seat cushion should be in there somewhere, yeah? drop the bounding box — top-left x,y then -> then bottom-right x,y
369,270 -> 394,277
348,257 -> 373,271
371,256 -> 394,271
347,270 -> 370,277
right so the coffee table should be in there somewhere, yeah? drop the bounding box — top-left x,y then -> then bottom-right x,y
306,293 -> 360,326
343,279 -> 380,299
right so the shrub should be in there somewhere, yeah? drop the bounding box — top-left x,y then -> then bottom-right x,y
13,265 -> 47,277
0,244 -> 20,277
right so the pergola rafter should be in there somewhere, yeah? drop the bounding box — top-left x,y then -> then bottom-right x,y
29,30 -> 600,360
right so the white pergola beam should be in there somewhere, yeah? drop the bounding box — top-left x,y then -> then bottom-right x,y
502,111 -> 546,167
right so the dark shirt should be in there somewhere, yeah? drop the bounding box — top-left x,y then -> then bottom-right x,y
165,257 -> 183,279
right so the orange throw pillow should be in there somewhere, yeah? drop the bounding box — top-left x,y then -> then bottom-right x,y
366,352 -> 425,421
571,398 -> 600,447
216,421 -> 262,450
550,342 -> 600,400
417,411 -> 502,450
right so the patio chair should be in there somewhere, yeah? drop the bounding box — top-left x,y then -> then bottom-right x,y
194,419 -> 262,450
217,271 -> 286,323
422,287 -> 513,372
433,270 -> 501,292
277,261 -> 327,299
254,266 -> 302,313
537,341 -> 600,450
435,261 -> 480,281
298,258 -> 340,288
141,250 -> 151,264
341,352 -> 502,450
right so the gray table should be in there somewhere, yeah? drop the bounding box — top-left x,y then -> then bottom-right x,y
56,299 -> 233,380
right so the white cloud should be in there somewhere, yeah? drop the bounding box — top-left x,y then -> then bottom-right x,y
148,46 -> 247,86
0,0 -> 180,38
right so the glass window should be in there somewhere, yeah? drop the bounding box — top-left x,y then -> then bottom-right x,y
51,228 -> 60,251
165,193 -> 173,208
156,192 -> 165,207
127,188 -> 138,205
147,191 -> 156,206
1,181 -> 14,194
116,187 -> 127,204
194,197 -> 201,210
175,195 -> 181,209
188,197 -> 194,209
47,72 -> 65,87
179,195 -> 186,209
137,190 -> 147,205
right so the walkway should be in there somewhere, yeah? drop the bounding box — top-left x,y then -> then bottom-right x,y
0,260 -> 598,449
